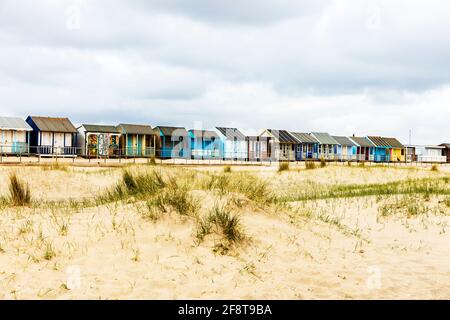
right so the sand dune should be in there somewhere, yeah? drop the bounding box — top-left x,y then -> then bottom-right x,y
0,164 -> 448,299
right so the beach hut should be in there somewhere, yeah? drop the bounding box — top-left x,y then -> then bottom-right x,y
440,143 -> 450,163
310,132 -> 339,160
288,132 -> 319,160
349,136 -> 375,161
332,136 -> 358,161
117,124 -> 156,157
26,116 -> 78,156
0,117 -> 32,155
407,145 -> 447,163
383,137 -> 406,162
189,130 -> 222,159
247,135 -> 270,162
214,127 -> 248,160
367,136 -> 392,162
155,126 -> 190,159
77,124 -> 121,157
260,129 -> 297,161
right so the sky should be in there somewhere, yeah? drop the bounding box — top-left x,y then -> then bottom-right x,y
0,0 -> 449,144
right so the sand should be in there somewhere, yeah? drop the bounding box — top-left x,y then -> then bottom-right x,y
0,163 -> 448,299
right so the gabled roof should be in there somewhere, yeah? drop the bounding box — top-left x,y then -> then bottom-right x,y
215,127 -> 246,140
310,132 -> 339,145
332,136 -> 357,147
439,143 -> 450,148
290,132 -> 318,144
0,117 -> 32,131
383,137 -> 405,148
350,136 -> 375,148
118,124 -> 154,135
155,126 -> 188,136
189,129 -> 219,140
247,135 -> 269,141
368,136 -> 391,147
27,116 -> 77,133
80,124 -> 120,134
266,129 -> 298,143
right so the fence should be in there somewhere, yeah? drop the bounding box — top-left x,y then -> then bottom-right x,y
0,144 -> 448,164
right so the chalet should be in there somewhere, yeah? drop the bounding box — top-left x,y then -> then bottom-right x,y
367,136 -> 392,162
406,145 -> 447,163
26,116 -> 77,156
214,127 -> 248,160
349,136 -> 375,161
77,124 -> 121,157
310,132 -> 339,160
189,130 -> 222,159
440,143 -> 450,163
0,117 -> 32,155
260,129 -> 297,161
117,124 -> 156,157
332,136 -> 358,161
155,126 -> 190,159
288,132 -> 319,160
247,135 -> 270,161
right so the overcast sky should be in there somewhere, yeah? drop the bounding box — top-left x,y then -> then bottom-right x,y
0,0 -> 449,144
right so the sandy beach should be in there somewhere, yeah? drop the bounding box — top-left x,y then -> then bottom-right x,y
0,163 -> 448,299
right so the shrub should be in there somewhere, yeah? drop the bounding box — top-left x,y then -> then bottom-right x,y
431,165 -> 439,172
196,204 -> 244,252
8,173 -> 31,206
278,161 -> 290,172
305,160 -> 316,170
320,157 -> 327,168
163,178 -> 200,216
223,165 -> 232,173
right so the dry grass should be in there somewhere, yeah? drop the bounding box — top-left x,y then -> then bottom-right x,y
278,161 -> 290,172
305,160 -> 316,170
8,173 -> 31,206
0,163 -> 448,299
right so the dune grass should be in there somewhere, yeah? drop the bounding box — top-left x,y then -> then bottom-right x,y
278,161 -> 290,172
8,173 -> 31,206
305,160 -> 316,170
277,177 -> 450,202
196,204 -> 244,254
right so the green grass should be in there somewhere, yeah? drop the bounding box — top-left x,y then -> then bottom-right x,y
196,204 -> 244,253
41,163 -> 69,172
378,195 -> 429,218
202,172 -> 274,205
277,177 -> 450,202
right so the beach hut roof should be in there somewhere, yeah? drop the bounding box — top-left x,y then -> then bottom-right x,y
215,127 -> 246,140
332,136 -> 357,147
80,124 -> 120,133
118,124 -> 154,135
189,129 -> 219,139
290,132 -> 318,143
155,126 -> 188,136
367,136 -> 391,147
266,129 -> 298,143
439,143 -> 450,148
311,132 -> 339,145
383,137 -> 405,148
350,136 -> 375,147
0,116 -> 32,131
27,116 -> 77,133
